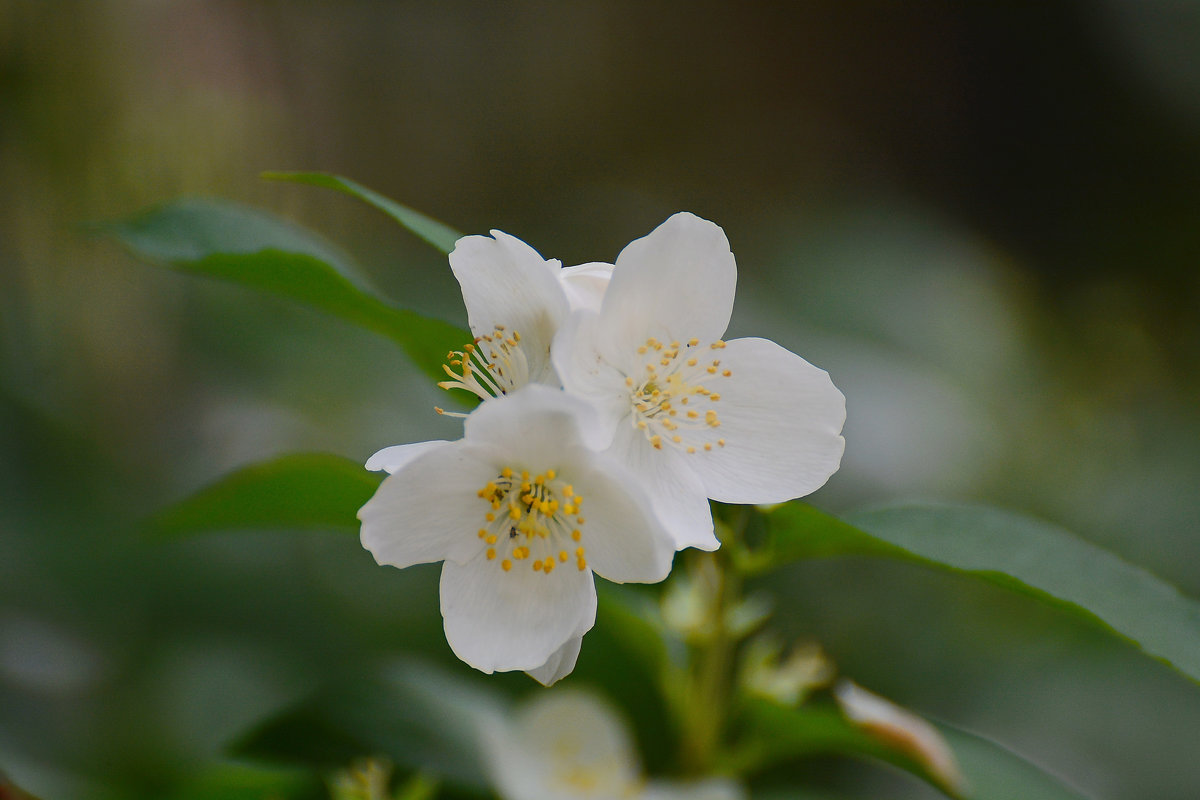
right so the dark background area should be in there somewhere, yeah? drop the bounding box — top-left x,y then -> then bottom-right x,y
2,2 -> 1198,798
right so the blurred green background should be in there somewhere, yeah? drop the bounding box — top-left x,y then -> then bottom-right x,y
2,2 -> 1199,798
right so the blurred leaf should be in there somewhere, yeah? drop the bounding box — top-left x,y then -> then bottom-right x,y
0,770 -> 46,800
148,453 -> 382,537
735,699 -> 1088,800
939,725 -> 1090,800
766,503 -> 1200,686
104,198 -> 469,383
734,698 -> 962,798
232,659 -> 498,791
595,583 -> 671,677
163,762 -> 316,800
263,172 -> 463,255
393,772 -> 439,800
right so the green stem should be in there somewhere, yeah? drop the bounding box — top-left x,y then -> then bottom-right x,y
677,506 -> 753,775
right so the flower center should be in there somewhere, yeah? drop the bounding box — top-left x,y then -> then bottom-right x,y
475,466 -> 587,575
626,337 -> 729,454
438,325 -> 530,407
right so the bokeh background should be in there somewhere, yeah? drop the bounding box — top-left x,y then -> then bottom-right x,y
2,2 -> 1199,798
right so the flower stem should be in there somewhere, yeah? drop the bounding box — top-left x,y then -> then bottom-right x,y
678,506 -> 751,775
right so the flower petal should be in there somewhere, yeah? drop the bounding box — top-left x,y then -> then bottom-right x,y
559,261 -> 613,312
597,213 -> 736,360
687,336 -> 845,504
464,383 -> 610,459
524,635 -> 581,687
569,452 -> 677,583
449,230 -> 570,382
358,441 -> 499,568
440,552 -> 597,674
608,422 -> 719,551
641,779 -> 748,800
364,440 -> 450,473
482,690 -> 640,800
551,310 -> 628,443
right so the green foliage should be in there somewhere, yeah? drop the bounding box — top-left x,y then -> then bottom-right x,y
263,172 -> 463,255
146,453 -> 382,537
766,502 -> 1200,686
103,198 -> 470,383
736,698 -> 1088,800
102,189 -> 1200,799
734,698 -> 963,797
232,660 -> 497,791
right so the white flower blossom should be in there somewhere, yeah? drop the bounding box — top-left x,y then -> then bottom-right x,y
481,689 -> 745,800
553,212 -> 846,550
358,385 -> 674,684
438,230 -> 612,403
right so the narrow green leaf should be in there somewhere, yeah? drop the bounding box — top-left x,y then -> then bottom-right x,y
737,698 -> 1089,800
766,502 -> 1200,686
735,699 -> 963,798
104,198 -> 470,383
263,172 -> 463,254
147,453 -> 381,537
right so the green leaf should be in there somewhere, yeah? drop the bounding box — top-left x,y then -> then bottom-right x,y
104,198 -> 470,384
734,699 -> 963,798
147,453 -> 382,537
164,762 -> 315,800
736,698 -> 1088,800
231,659 -> 498,790
766,502 -> 1200,686
263,172 -> 463,255
940,724 -> 1090,800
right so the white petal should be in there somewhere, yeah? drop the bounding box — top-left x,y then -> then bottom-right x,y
449,230 -> 570,383
439,551 -> 597,674
608,421 -> 719,551
687,337 -> 845,504
559,261 -> 613,313
524,635 -> 581,686
551,310 -> 628,443
597,213 -> 736,359
358,441 -> 499,568
364,440 -> 450,473
641,779 -> 748,800
483,690 -> 640,800
568,451 -> 677,583
464,383 -> 610,458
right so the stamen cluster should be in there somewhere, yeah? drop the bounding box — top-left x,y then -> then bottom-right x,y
439,325 -> 529,403
626,337 -> 730,454
476,466 -> 587,575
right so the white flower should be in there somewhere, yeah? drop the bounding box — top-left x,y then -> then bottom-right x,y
358,385 -> 674,684
481,689 -> 745,800
553,212 -> 846,550
438,230 -> 613,402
